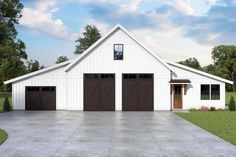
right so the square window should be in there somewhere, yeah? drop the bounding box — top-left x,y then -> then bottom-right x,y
211,84 -> 220,100
201,85 -> 210,100
114,44 -> 123,60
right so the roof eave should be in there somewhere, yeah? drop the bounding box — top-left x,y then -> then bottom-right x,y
4,61 -> 71,84
167,61 -> 234,85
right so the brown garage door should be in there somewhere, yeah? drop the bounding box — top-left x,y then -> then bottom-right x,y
122,74 -> 153,111
84,74 -> 115,111
25,86 -> 56,110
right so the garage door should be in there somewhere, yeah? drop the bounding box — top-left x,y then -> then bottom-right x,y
122,74 -> 153,111
25,86 -> 56,110
84,74 -> 115,111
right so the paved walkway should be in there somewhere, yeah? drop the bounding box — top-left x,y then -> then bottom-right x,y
0,111 -> 235,157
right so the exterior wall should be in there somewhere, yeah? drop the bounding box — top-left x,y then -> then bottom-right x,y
171,65 -> 225,109
12,66 -> 67,110
11,27 -> 227,111
67,29 -> 171,110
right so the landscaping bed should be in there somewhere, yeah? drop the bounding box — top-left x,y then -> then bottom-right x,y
176,111 -> 236,146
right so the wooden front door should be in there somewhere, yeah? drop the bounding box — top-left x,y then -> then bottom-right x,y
173,85 -> 182,109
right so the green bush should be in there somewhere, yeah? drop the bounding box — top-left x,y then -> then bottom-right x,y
229,96 -> 236,111
210,107 -> 216,111
3,97 -> 11,112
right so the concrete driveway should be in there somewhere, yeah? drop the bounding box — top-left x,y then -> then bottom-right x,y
0,111 -> 235,157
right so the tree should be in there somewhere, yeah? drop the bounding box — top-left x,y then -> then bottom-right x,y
178,57 -> 202,70
0,0 -> 27,91
26,60 -> 44,73
211,45 -> 236,91
74,25 -> 101,54
229,96 -> 235,111
56,56 -> 68,64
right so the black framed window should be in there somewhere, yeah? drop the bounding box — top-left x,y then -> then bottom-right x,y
201,85 -> 210,100
211,84 -> 220,100
123,74 -> 136,79
114,44 -> 123,60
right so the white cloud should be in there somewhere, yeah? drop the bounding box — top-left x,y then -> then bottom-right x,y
173,0 -> 195,15
117,0 -> 141,13
19,0 -> 76,41
205,0 -> 219,5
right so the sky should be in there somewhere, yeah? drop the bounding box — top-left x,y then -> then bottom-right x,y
18,0 -> 236,66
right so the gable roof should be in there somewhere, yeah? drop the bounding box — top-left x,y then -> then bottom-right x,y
65,24 -> 172,72
167,60 -> 234,84
4,60 -> 71,84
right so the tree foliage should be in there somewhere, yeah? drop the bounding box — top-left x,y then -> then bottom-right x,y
74,25 -> 101,54
211,45 -> 236,91
26,60 -> 44,73
178,57 -> 202,70
56,56 -> 69,64
0,0 -> 27,91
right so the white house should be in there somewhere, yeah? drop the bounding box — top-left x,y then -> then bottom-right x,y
4,24 -> 233,111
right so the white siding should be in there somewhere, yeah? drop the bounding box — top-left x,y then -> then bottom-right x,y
67,29 -> 171,110
12,66 -> 67,110
10,27 -> 227,111
171,65 -> 225,109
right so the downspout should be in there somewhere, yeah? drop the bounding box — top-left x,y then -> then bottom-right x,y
170,71 -> 173,111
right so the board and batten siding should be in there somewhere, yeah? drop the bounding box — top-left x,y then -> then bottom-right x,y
12,66 -> 68,110
67,29 -> 171,110
170,65 -> 225,109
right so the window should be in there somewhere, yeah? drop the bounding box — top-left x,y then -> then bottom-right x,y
42,87 -> 55,92
26,87 -> 40,91
114,44 -> 123,60
123,74 -> 137,79
101,74 -> 114,79
85,74 -> 99,79
201,84 -> 220,100
139,74 -> 153,79
201,85 -> 210,100
211,85 -> 220,100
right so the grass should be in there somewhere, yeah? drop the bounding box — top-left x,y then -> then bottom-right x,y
0,92 -> 12,112
0,129 -> 8,145
176,111 -> 236,146
226,92 -> 236,105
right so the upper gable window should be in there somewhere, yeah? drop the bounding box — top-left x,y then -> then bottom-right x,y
114,44 -> 123,60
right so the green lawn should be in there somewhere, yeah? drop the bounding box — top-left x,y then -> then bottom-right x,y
0,92 -> 12,112
176,111 -> 236,146
226,92 -> 236,105
0,129 -> 8,145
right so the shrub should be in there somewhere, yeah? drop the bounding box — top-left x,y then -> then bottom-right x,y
201,106 -> 209,112
3,97 -> 11,112
229,96 -> 236,111
210,107 -> 216,111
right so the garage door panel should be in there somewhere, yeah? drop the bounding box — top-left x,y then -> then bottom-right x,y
139,80 -> 153,111
84,80 -> 100,111
84,74 -> 115,111
122,74 -> 153,111
26,92 -> 41,110
100,79 -> 115,111
41,92 -> 56,110
122,81 -> 138,111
